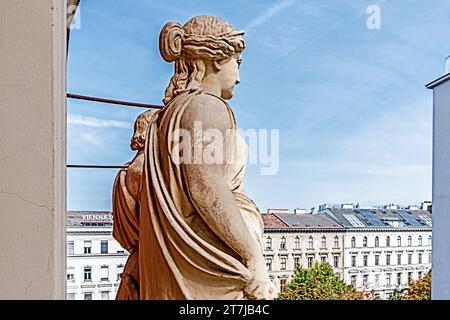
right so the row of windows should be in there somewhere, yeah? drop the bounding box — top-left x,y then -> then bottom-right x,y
350,252 -> 431,267
67,291 -> 112,300
265,255 -> 340,271
67,264 -> 124,282
350,271 -> 425,288
67,240 -> 125,255
351,235 -> 431,248
265,236 -> 340,251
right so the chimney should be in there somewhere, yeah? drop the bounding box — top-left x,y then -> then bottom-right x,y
445,55 -> 450,74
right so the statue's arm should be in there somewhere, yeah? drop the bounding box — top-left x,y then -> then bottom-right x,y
179,95 -> 262,265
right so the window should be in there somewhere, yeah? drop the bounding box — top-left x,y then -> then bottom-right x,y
334,236 -> 339,248
408,253 -> 412,264
428,235 -> 432,246
386,236 -> 390,247
386,254 -> 391,266
84,292 -> 92,300
351,237 -> 356,248
67,267 -> 75,282
307,256 -> 313,268
321,236 -> 327,249
294,256 -> 300,268
117,264 -> 124,281
351,275 -> 357,287
418,236 -> 422,246
375,274 -> 380,286
308,237 -> 314,249
418,253 -> 422,264
375,236 -> 379,247
408,236 -> 412,246
375,255 -> 379,266
280,279 -> 287,292
280,257 -> 287,270
84,266 -> 92,282
351,255 -> 356,267
67,293 -> 75,300
363,274 -> 369,286
280,237 -> 286,250
101,291 -> 110,300
101,240 -> 108,254
266,258 -> 272,271
265,237 -> 272,250
408,272 -> 413,283
429,252 -> 432,264
386,273 -> 391,286
333,255 -> 339,268
67,241 -> 74,255
397,236 -> 401,246
100,265 -> 109,281
363,255 -> 368,267
84,241 -> 92,254
397,273 -> 402,286
397,254 -> 402,265
117,250 -> 125,253
363,236 -> 368,248
321,256 -> 327,264
294,236 -> 300,249
418,271 -> 423,279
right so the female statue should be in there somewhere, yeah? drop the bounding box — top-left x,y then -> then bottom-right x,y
113,15 -> 275,300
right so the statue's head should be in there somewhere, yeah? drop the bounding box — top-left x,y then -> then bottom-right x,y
130,109 -> 157,150
159,15 -> 245,104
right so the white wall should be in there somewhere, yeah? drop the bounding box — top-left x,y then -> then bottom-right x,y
431,78 -> 450,299
0,0 -> 66,299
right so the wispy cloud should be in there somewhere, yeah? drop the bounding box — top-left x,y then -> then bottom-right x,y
68,114 -> 131,128
245,0 -> 297,31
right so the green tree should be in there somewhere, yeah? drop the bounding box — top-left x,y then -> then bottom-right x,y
401,271 -> 431,300
277,262 -> 372,300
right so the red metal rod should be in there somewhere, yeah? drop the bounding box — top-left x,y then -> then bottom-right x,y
66,93 -> 164,109
67,164 -> 129,169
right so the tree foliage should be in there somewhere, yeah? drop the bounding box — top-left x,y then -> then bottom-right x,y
277,262 -> 372,300
401,271 -> 431,300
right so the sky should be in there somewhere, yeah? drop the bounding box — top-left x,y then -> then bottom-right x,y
67,0 -> 450,213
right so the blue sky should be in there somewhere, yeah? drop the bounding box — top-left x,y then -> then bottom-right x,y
67,0 -> 450,212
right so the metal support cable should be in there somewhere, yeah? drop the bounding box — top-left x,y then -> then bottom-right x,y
67,93 -> 164,109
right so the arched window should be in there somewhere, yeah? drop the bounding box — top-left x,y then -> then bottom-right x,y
280,236 -> 286,250
428,235 -> 432,246
294,236 -> 300,249
408,235 -> 412,246
375,236 -> 379,247
386,236 -> 390,247
397,236 -> 401,246
321,236 -> 327,249
363,236 -> 368,247
266,236 -> 272,250
351,237 -> 356,248
308,236 -> 314,249
334,236 -> 339,248
418,236 -> 422,246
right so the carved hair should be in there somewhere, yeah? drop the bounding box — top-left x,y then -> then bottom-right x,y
159,15 -> 245,104
130,109 -> 157,150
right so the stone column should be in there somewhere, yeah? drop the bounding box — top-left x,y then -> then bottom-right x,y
0,0 -> 66,299
426,71 -> 450,299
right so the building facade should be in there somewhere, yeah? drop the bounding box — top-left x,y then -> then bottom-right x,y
261,205 -> 432,299
66,212 -> 127,300
67,205 -> 432,300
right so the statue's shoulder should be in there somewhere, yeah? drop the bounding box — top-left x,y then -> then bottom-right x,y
182,93 -> 234,128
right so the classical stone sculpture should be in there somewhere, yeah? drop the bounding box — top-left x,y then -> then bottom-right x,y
112,15 -> 275,300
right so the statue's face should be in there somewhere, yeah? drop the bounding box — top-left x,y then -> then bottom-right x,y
217,54 -> 241,100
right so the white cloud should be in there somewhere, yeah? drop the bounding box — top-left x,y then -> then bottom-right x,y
245,0 -> 297,30
68,114 -> 131,128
